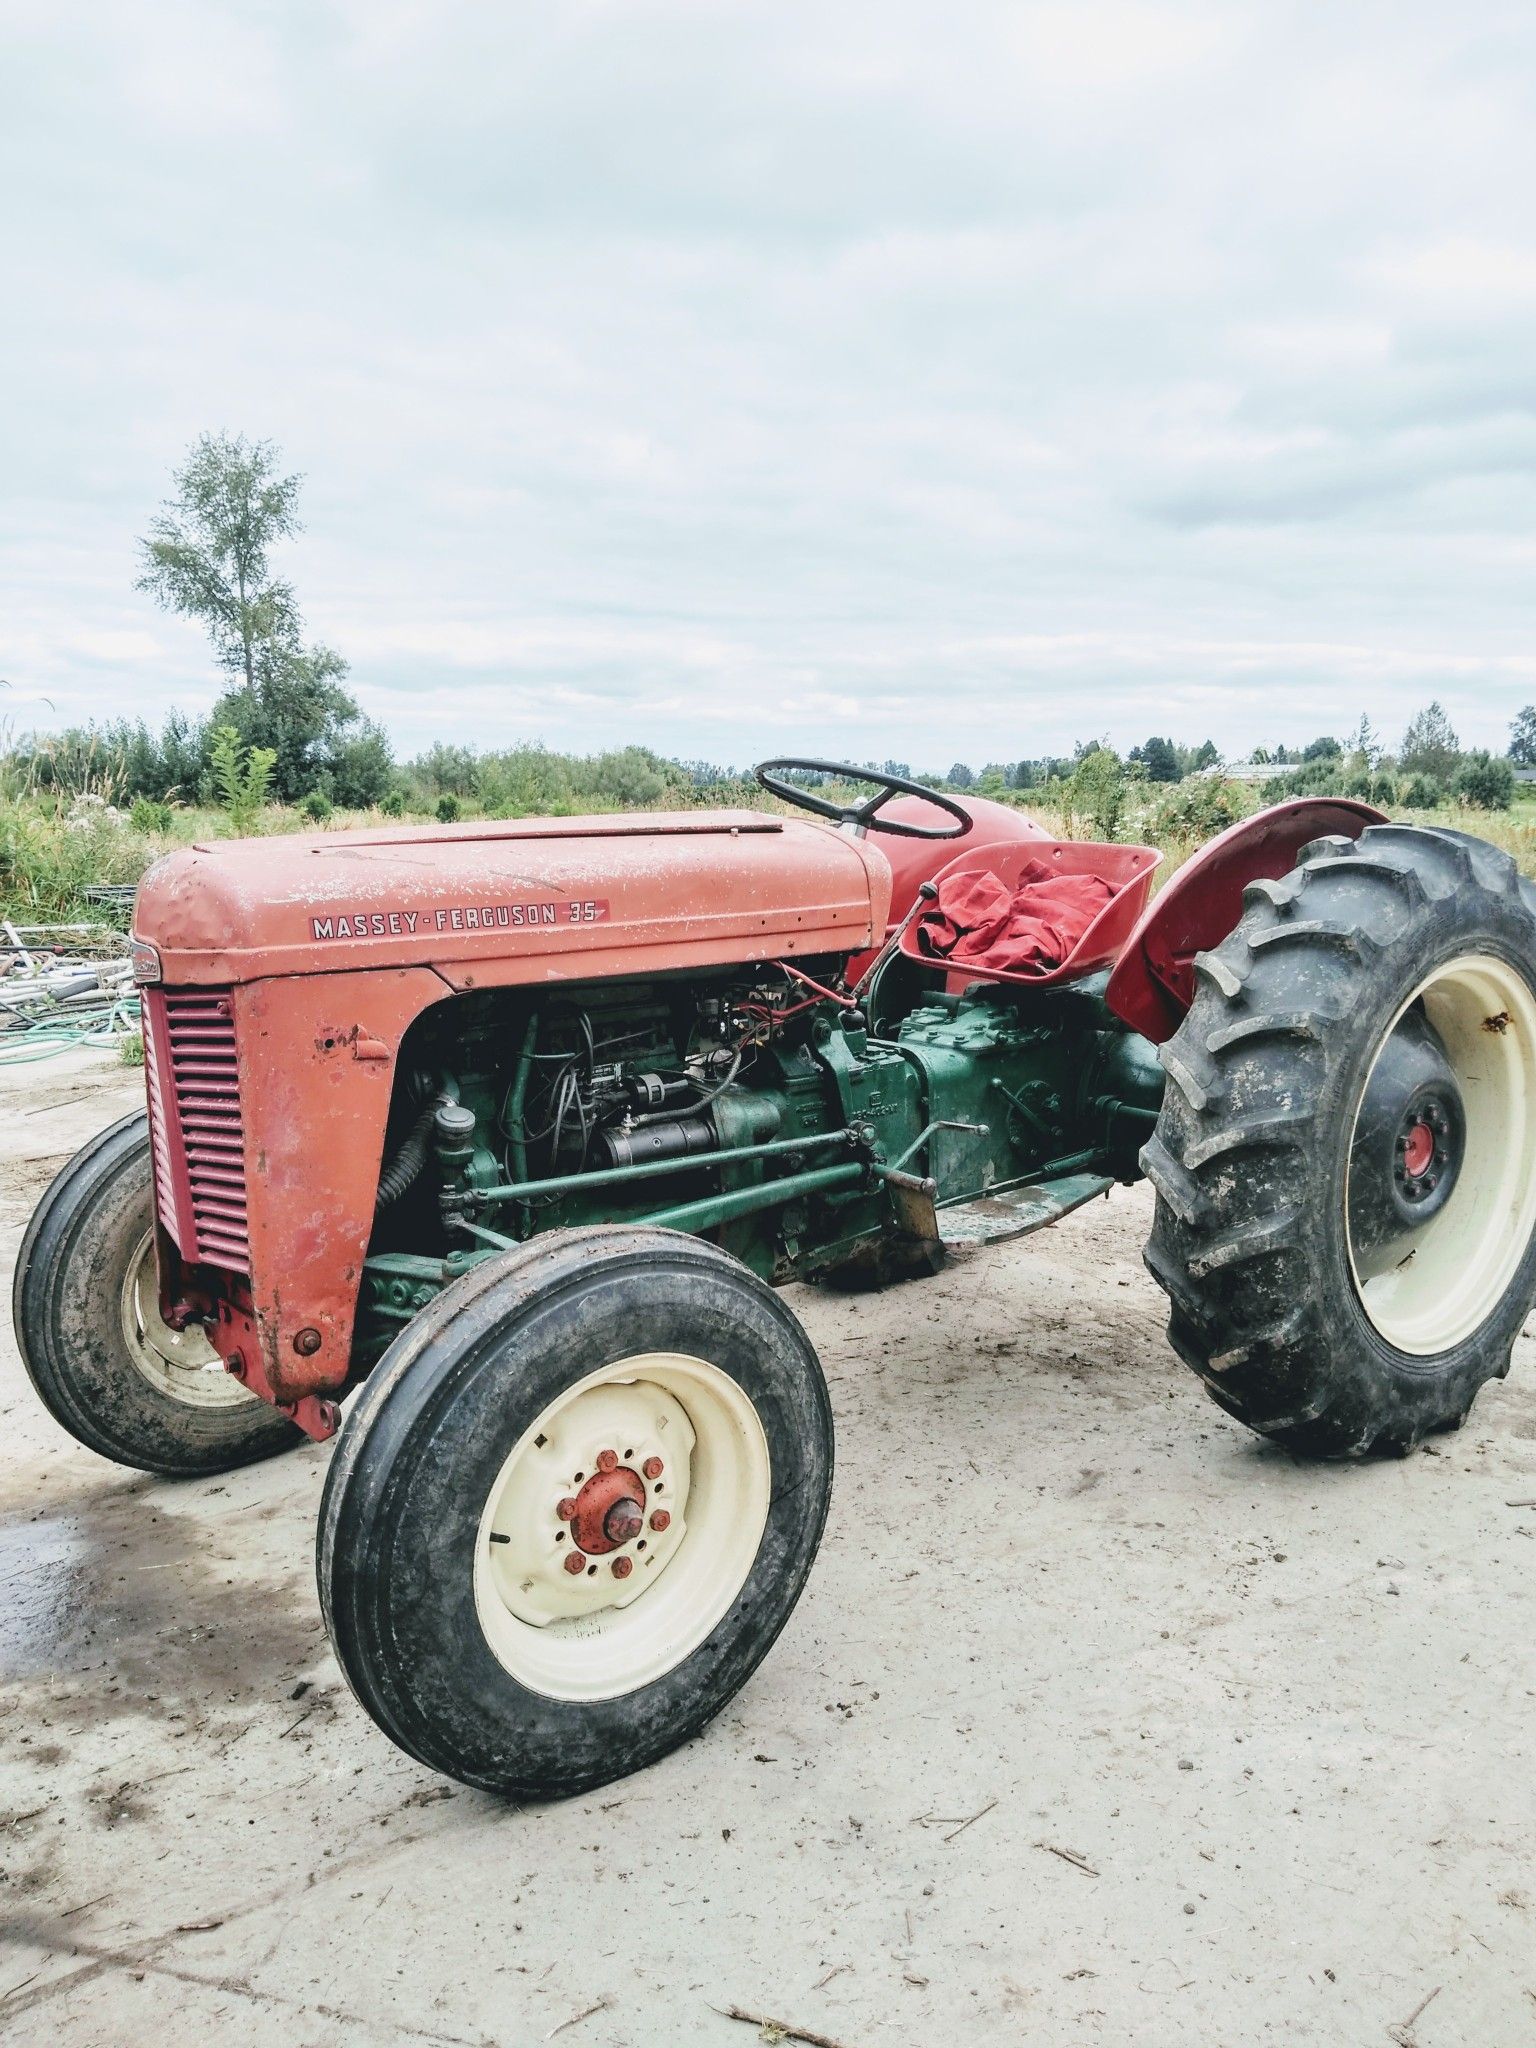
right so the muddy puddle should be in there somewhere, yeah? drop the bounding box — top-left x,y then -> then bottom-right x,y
0,1469 -> 324,1746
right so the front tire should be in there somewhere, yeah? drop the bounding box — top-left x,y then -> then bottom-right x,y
13,1113 -> 301,1475
318,1226 -> 833,1798
1142,824 -> 1536,1456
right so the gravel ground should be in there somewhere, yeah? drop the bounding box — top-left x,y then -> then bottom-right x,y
2,1050 -> 1535,2047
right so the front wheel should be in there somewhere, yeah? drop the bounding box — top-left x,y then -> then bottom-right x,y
318,1227 -> 833,1797
1142,824 -> 1536,1456
13,1113 -> 302,1475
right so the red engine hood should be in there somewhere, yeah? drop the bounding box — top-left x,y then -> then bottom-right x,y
132,810 -> 892,990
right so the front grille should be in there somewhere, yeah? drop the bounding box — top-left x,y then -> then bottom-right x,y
142,988 -> 250,1272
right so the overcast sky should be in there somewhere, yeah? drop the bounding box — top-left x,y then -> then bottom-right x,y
5,1 -> 1536,771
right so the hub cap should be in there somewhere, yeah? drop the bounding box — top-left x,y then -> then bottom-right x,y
1347,955 -> 1536,1354
119,1230 -> 254,1410
473,1353 -> 772,1702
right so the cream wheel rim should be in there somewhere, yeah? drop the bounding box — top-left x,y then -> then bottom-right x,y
473,1352 -> 772,1703
1347,954 -> 1536,1354
119,1230 -> 254,1409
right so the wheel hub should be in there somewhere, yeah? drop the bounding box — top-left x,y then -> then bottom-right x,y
1349,1006 -> 1465,1254
482,1375 -> 693,1630
561,1459 -> 647,1556
120,1230 -> 254,1411
1400,1118 -> 1435,1179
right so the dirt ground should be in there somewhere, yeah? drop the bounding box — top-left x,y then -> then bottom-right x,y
2,1053 -> 1535,2047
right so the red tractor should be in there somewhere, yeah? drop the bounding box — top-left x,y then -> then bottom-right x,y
16,763 -> 1536,1797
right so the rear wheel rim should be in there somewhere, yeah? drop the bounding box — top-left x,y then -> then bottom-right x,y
1347,954 -> 1536,1354
119,1230 -> 253,1410
472,1352 -> 772,1703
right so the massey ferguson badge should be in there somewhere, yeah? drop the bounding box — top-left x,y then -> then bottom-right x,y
309,897 -> 608,940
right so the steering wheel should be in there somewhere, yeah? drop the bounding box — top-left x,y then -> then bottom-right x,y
754,758 -> 973,840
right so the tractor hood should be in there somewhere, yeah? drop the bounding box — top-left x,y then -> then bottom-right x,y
131,810 -> 893,990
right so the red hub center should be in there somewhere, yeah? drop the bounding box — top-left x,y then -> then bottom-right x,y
1402,1120 -> 1435,1179
564,1465 -> 646,1556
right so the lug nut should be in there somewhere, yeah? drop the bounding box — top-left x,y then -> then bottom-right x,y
556,1497 -> 577,1521
650,1509 -> 671,1533
611,1556 -> 633,1579
224,1351 -> 247,1380
642,1457 -> 664,1480
597,1448 -> 618,1473
292,1326 -> 322,1357
563,1551 -> 587,1575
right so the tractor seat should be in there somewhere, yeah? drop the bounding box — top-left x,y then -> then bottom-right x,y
899,839 -> 1161,990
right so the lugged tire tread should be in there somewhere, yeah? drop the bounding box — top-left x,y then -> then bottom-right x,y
1142,824 -> 1536,1459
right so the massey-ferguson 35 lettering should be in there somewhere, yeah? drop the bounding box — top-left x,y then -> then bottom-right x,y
17,762 -> 1536,1797
309,897 -> 608,940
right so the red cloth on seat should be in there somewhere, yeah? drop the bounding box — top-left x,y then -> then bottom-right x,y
917,862 -> 1115,977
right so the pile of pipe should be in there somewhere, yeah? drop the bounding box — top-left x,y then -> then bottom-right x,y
1,920 -> 140,1063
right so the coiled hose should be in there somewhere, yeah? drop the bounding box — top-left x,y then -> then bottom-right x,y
375,1092 -> 450,1212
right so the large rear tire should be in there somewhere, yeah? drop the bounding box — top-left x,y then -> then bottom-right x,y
1142,824 -> 1536,1457
318,1226 -> 833,1798
13,1113 -> 302,1475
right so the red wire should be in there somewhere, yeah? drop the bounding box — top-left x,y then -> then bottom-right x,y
773,961 -> 857,1009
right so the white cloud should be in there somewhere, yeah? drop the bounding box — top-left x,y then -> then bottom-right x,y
5,1 -> 1536,771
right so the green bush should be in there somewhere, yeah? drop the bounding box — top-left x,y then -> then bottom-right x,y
380,787 -> 406,818
210,724 -> 276,832
1452,751 -> 1514,811
1151,776 -> 1251,839
1400,773 -> 1441,809
1063,747 -> 1125,840
129,797 -> 173,834
301,788 -> 333,823
435,793 -> 462,824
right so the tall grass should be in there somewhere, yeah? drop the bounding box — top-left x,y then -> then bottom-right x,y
2,764 -> 1533,929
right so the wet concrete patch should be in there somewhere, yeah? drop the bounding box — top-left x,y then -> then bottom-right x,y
0,1469 -> 323,1744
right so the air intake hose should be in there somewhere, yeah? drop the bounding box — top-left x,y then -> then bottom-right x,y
376,1092 -> 451,1212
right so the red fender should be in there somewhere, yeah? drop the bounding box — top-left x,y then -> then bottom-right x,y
1104,798 -> 1387,1043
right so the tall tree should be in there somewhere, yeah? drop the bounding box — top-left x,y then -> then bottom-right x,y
137,433 -> 304,692
1509,706 -> 1536,766
137,433 -> 392,807
1400,702 -> 1461,783
1347,714 -> 1380,767
1135,736 -> 1179,782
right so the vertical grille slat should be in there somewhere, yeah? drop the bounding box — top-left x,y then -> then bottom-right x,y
142,987 -> 250,1273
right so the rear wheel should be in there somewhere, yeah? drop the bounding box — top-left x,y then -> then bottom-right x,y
1142,825 -> 1536,1456
13,1114 -> 301,1474
318,1226 -> 833,1797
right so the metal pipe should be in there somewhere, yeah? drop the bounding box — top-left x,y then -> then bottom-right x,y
889,1118 -> 988,1171
476,1128 -> 855,1207
849,880 -> 940,1001
868,1163 -> 938,1195
636,1161 -> 866,1234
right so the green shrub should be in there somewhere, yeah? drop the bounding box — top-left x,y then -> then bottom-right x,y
301,788 -> 333,823
1063,747 -> 1125,840
435,793 -> 462,824
1452,751 -> 1514,811
380,787 -> 406,818
1400,773 -> 1441,809
1152,776 -> 1251,839
129,796 -> 173,834
210,725 -> 276,832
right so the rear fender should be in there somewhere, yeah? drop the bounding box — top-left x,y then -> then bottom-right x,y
1104,798 -> 1386,1042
